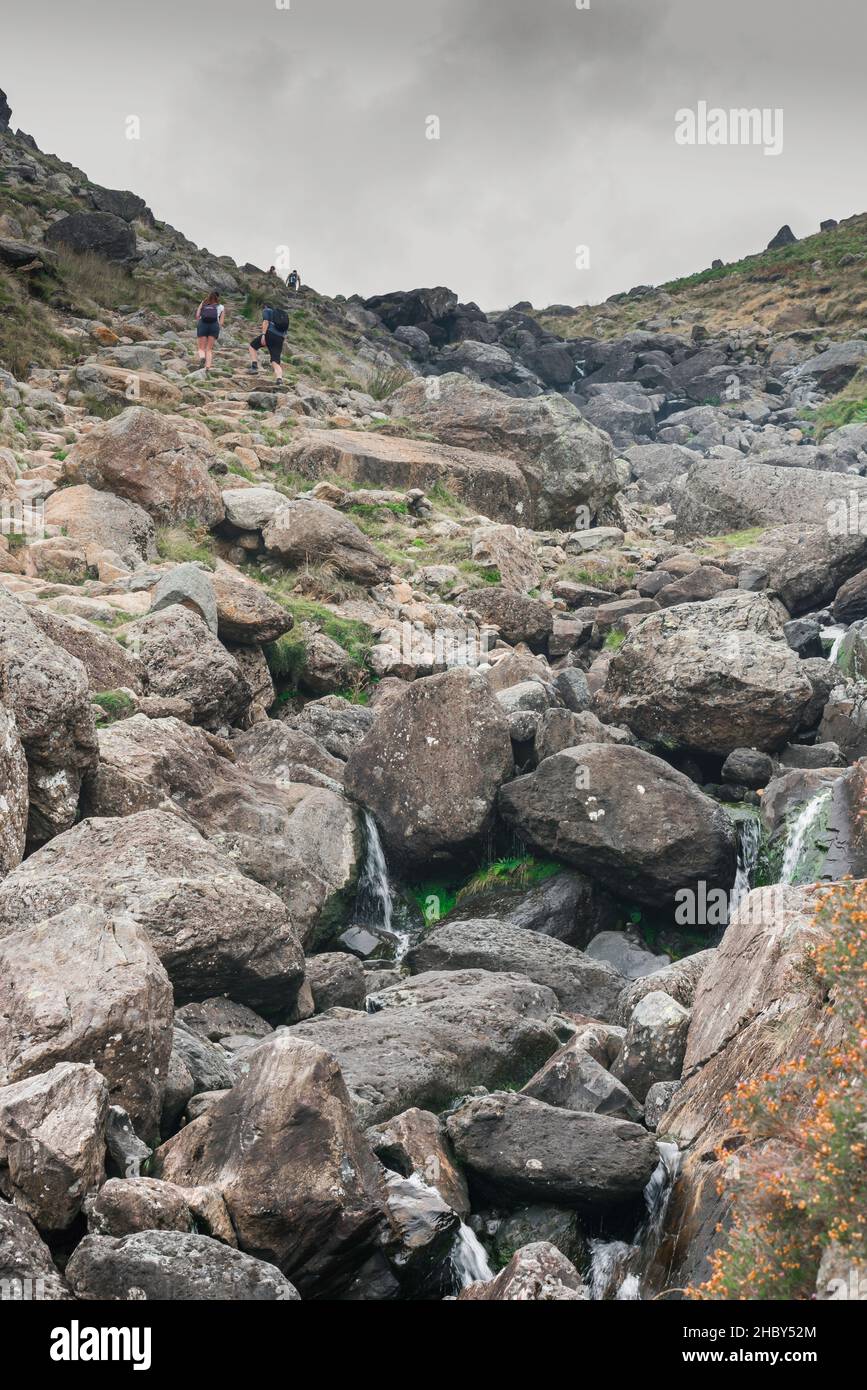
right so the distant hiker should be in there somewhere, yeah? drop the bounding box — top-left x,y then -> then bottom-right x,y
267,264 -> 276,274
248,303 -> 289,382
288,268 -> 301,293
194,290 -> 224,372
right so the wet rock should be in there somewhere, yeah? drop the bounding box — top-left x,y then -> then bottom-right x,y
458,1241 -> 588,1300
367,1107 -> 470,1218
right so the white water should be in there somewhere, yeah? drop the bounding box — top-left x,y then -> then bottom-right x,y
731,816 -> 762,913
822,625 -> 847,665
780,789 -> 832,885
357,810 -> 393,935
588,1142 -> 681,1301
450,1223 -> 495,1289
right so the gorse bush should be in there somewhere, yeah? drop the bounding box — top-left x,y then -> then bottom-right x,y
690,878 -> 867,1300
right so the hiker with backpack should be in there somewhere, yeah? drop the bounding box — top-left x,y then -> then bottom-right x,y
288,269 -> 301,293
248,303 -> 289,382
194,290 -> 225,372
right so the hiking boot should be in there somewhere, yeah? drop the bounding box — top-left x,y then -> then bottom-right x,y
247,363 -> 259,374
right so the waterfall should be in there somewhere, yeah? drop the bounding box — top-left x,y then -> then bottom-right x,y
356,810 -> 393,936
450,1223 -> 495,1290
731,816 -> 762,913
780,789 -> 832,885
821,625 -> 846,665
588,1142 -> 681,1300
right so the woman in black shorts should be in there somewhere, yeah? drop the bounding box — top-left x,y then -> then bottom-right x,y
248,304 -> 288,382
195,291 -> 224,373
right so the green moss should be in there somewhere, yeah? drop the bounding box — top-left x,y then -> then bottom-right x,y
92,689 -> 136,725
603,628 -> 627,650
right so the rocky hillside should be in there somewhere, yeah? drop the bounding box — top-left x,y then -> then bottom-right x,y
0,89 -> 864,1304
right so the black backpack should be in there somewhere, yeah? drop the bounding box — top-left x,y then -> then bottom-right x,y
200,303 -> 219,323
269,306 -> 290,334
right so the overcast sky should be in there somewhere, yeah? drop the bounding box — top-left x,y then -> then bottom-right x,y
4,0 -> 865,309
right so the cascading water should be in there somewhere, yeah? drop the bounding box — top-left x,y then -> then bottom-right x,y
354,809 -> 411,961
356,810 -> 393,936
731,816 -> 762,913
779,788 -> 832,885
450,1223 -> 495,1290
588,1142 -> 681,1300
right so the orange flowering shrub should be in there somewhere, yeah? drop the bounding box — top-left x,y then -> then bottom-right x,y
691,878 -> 867,1299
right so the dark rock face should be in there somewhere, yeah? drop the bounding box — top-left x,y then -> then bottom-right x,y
445,1091 -> 658,1206
767,224 -> 798,250
407,917 -> 623,1021
88,186 -> 152,224
499,743 -> 737,907
0,89 -> 11,132
44,211 -> 137,262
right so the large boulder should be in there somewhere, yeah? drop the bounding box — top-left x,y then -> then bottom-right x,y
44,484 -> 157,570
72,363 -> 182,411
598,592 -> 815,754
0,905 -> 172,1143
367,1107 -> 470,1218
657,883 -> 840,1291
0,810 -> 305,1016
795,340 -> 867,392
499,743 -> 736,908
0,1063 -> 108,1230
388,374 -> 623,527
445,1091 -> 658,1206
211,566 -> 293,644
66,1231 -> 299,1301
613,991 -> 691,1101
63,408 -> 224,527
675,459 -> 867,537
522,1038 -> 643,1122
0,1202 -> 71,1300
0,586 -> 98,841
407,918 -> 623,1021
461,586 -> 553,649
84,715 -> 360,946
343,668 -> 513,870
154,1035 -> 388,1298
263,499 -> 390,586
276,428 -> 531,524
724,524 -> 867,616
288,970 -> 561,1126
124,607 -> 252,728
30,608 -> 144,695
458,1241 -> 587,1301
0,702 -> 27,879
45,211 -> 136,261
